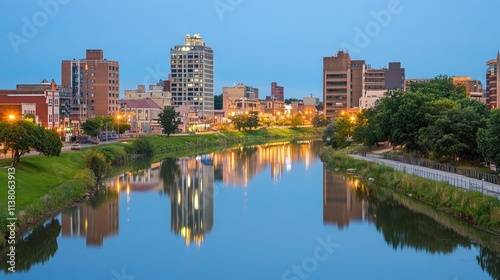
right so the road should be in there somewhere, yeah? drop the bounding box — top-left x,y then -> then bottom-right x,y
1,138 -> 123,160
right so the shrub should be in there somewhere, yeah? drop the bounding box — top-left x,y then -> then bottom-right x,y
130,136 -> 154,156
75,168 -> 98,190
96,145 -> 127,165
83,150 -> 107,182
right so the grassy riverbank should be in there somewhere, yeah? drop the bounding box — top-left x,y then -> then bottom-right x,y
320,147 -> 500,234
0,127 -> 320,246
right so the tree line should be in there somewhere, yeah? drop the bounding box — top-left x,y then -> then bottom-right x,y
0,120 -> 62,164
323,76 -> 500,166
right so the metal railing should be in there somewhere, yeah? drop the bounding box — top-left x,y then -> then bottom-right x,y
360,154 -> 500,199
378,154 -> 500,185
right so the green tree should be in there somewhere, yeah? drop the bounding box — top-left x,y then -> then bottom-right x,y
130,136 -> 154,155
290,113 -> 303,128
111,120 -> 131,134
214,94 -> 223,110
321,117 -> 353,149
312,114 -> 328,127
376,90 -> 431,152
419,106 -> 487,162
477,109 -> 500,166
37,129 -> 63,158
0,120 -> 59,164
157,106 -> 181,136
23,113 -> 36,123
82,118 -> 103,138
315,102 -> 324,111
83,150 -> 107,183
407,75 -> 466,100
245,113 -> 260,130
322,123 -> 335,146
353,108 -> 381,146
284,98 -> 301,105
230,114 -> 248,131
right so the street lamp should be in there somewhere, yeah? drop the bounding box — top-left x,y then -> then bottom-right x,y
116,115 -> 121,139
8,115 -> 15,122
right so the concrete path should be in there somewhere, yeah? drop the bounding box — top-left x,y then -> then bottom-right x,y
350,154 -> 500,199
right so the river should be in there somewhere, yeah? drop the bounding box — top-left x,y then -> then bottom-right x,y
1,141 -> 499,279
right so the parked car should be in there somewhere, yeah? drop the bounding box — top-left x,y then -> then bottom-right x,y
71,143 -> 81,150
91,138 -> 100,144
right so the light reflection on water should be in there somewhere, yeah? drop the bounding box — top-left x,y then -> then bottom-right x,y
1,141 -> 499,280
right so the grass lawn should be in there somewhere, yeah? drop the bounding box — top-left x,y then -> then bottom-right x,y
0,151 -> 84,211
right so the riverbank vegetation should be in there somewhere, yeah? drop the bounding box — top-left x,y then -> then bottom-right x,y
321,147 -> 500,234
322,76 -> 500,167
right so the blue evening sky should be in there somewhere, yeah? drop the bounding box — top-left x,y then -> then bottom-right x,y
1,0 -> 499,99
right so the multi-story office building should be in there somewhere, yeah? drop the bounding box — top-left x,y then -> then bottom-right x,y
270,82 -> 284,101
324,51 -> 406,113
385,62 -> 405,90
323,51 -> 365,118
222,83 -> 260,116
124,82 -> 172,109
360,63 -> 405,109
365,67 -> 386,91
170,34 -> 214,118
0,79 -> 62,128
486,52 -> 499,110
15,79 -> 73,123
452,76 -> 485,104
61,49 -> 120,121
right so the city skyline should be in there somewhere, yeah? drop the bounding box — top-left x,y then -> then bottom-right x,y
2,0 -> 500,99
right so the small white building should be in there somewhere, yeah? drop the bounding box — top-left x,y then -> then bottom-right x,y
120,99 -> 162,134
359,90 -> 386,109
124,84 -> 171,109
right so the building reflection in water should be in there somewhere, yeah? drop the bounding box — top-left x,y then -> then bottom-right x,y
323,166 -> 375,228
167,156 -> 214,247
212,140 -> 322,187
62,141 -> 321,247
61,162 -> 164,247
164,141 -> 320,246
61,195 -> 119,247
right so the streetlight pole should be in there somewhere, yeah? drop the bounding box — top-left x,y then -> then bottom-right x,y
117,115 -> 121,139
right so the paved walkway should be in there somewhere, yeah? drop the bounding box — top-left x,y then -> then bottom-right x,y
350,153 -> 500,199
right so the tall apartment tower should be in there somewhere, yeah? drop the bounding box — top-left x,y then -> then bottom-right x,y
385,62 -> 405,90
61,49 -> 120,120
170,34 -> 214,118
486,52 -> 499,110
271,82 -> 284,101
323,51 -> 365,119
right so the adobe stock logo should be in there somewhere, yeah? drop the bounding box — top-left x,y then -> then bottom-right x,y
281,235 -> 340,280
213,0 -> 243,21
7,0 -> 70,54
142,64 -> 169,86
340,0 -> 406,54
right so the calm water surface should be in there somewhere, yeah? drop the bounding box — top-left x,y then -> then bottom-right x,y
2,141 -> 499,279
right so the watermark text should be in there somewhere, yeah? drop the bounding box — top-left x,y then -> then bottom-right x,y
6,167 -> 16,272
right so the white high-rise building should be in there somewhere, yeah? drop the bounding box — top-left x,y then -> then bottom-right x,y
170,34 -> 214,118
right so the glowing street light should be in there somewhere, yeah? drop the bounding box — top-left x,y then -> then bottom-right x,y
8,115 -> 15,122
116,114 -> 122,138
